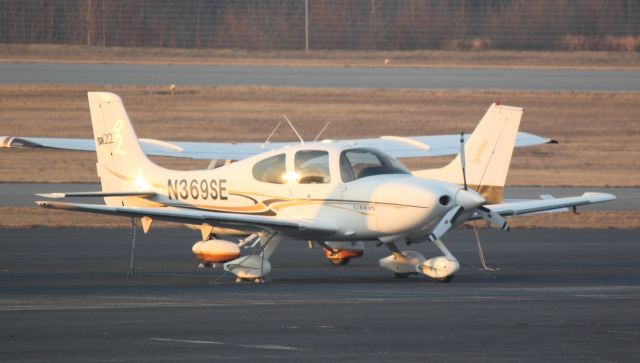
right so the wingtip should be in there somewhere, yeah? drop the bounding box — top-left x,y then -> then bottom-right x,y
548,139 -> 559,144
35,193 -> 65,199
582,192 -> 616,202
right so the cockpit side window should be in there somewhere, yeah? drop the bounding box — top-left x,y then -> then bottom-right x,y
295,150 -> 331,184
252,154 -> 286,184
340,148 -> 410,182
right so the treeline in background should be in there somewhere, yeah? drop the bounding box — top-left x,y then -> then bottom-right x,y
1,0 -> 639,51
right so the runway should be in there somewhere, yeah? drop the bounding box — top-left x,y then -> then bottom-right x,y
1,228 -> 639,362
1,183 -> 636,210
1,63 -> 639,91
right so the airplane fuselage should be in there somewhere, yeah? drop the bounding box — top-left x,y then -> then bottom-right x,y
110,142 -> 463,241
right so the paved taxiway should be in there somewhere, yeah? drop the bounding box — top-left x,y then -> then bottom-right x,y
1,183 -> 636,210
1,63 -> 639,91
1,228 -> 639,362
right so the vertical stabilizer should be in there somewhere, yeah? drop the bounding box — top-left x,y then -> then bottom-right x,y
414,103 -> 523,204
88,92 -> 159,206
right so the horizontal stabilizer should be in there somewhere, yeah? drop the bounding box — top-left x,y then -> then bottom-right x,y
35,191 -> 156,199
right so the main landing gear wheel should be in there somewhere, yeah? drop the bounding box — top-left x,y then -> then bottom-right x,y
329,257 -> 351,266
235,277 -> 265,284
436,275 -> 454,283
393,273 -> 417,279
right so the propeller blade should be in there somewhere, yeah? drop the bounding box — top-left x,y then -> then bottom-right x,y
459,132 -> 468,190
477,206 -> 510,231
428,206 -> 464,242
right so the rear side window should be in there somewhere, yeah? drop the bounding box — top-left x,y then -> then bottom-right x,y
252,154 -> 286,184
295,150 -> 331,184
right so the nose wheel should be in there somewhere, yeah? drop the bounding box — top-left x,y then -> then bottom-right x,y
392,272 -> 418,279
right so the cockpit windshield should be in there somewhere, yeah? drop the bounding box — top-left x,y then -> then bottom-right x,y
340,148 -> 410,182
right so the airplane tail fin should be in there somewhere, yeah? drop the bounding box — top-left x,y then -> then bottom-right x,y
413,103 -> 523,204
88,92 -> 161,206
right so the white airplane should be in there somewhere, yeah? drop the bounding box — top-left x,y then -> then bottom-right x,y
0,92 -> 614,283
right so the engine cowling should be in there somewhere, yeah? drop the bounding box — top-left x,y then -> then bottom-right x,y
417,256 -> 460,281
192,239 -> 241,264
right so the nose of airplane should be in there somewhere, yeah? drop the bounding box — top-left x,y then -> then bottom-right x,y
372,177 -> 439,234
371,177 -> 486,235
455,188 -> 486,210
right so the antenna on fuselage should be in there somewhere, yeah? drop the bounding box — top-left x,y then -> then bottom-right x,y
283,114 -> 304,144
262,121 -> 282,148
313,121 -> 331,141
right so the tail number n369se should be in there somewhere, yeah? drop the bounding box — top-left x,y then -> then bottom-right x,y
167,179 -> 228,200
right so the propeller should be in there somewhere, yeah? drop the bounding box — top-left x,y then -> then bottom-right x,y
428,132 -> 510,243
458,132 -> 504,272
459,132 -> 468,190
458,131 -> 509,231
424,133 -> 507,273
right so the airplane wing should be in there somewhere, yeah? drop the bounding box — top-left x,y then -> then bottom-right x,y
1,132 -> 553,160
35,201 -> 338,239
477,192 -> 615,219
35,191 -> 156,199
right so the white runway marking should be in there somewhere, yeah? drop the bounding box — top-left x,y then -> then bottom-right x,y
149,337 -> 304,351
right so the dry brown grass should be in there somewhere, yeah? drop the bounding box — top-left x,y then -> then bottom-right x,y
1,44 -> 640,70
1,85 -> 639,186
562,35 -> 640,52
1,207 -> 637,229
